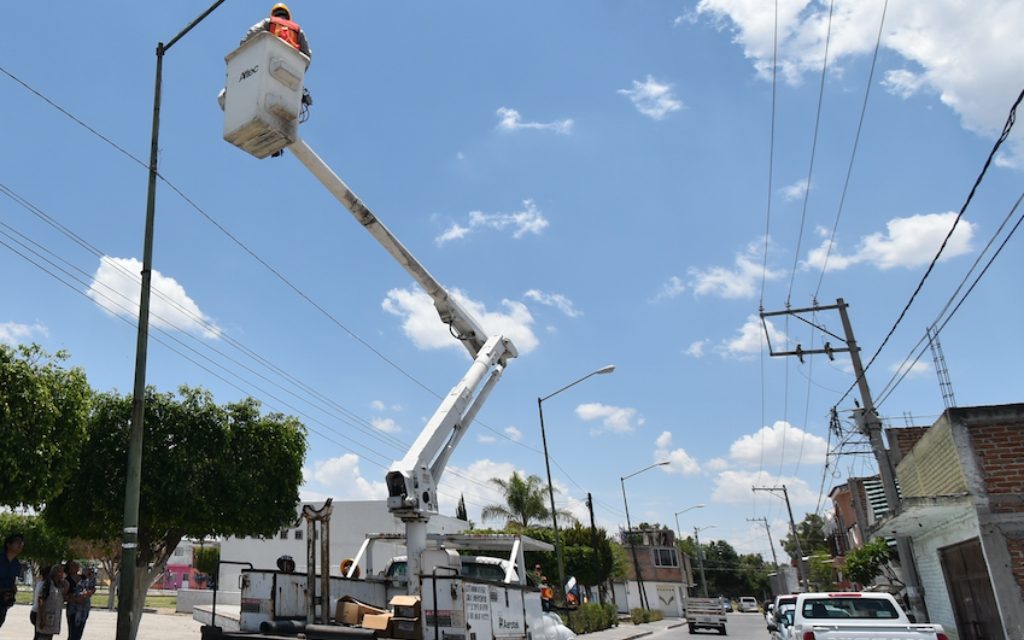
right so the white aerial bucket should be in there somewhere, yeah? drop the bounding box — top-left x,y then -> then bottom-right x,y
223,31 -> 309,159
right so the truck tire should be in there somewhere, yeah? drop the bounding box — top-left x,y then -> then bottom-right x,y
688,624 -> 696,633
718,627 -> 726,635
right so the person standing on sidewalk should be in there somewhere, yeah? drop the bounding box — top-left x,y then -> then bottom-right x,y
29,564 -> 51,640
0,533 -> 24,629
35,564 -> 66,639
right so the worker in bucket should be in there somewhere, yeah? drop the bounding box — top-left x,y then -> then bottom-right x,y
217,3 -> 313,111
243,3 -> 312,65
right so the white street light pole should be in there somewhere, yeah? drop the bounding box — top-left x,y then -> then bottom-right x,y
674,504 -> 705,593
694,525 -> 717,598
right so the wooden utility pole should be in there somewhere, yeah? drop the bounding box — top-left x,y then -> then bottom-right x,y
747,516 -> 779,568
760,298 -> 927,621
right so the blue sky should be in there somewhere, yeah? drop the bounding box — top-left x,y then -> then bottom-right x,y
3,1 -> 1022,561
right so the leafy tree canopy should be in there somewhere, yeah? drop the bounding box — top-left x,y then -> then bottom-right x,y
1,344 -> 92,508
480,472 -> 575,530
843,537 -> 900,587
0,512 -> 68,566
781,513 -> 830,562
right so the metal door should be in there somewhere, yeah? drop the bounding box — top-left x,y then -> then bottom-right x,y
939,538 -> 1005,640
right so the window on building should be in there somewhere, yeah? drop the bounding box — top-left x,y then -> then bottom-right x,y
294,529 -> 303,540
280,530 -> 289,540
173,547 -> 186,557
652,547 -> 678,567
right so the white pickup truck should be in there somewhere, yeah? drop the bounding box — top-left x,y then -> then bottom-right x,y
779,592 -> 948,640
684,597 -> 727,635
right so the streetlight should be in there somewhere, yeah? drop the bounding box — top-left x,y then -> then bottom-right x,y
694,525 -> 717,598
674,504 -> 704,593
537,365 -> 615,602
620,461 -> 670,610
119,3 -> 227,639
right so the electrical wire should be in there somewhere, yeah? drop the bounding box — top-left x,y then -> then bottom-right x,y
875,191 -> 1024,408
812,0 -> 889,299
0,63 -> 582,476
836,87 -> 1024,407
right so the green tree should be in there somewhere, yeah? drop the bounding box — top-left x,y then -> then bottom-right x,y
480,472 -> 574,530
44,386 -> 306,639
0,512 -> 68,570
609,540 -> 630,580
193,545 -> 221,587
781,513 -> 830,563
738,553 -> 770,597
843,537 -> 901,587
1,344 -> 92,507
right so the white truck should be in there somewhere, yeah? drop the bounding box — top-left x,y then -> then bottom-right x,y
781,592 -> 948,640
215,31 -> 574,640
684,597 -> 727,635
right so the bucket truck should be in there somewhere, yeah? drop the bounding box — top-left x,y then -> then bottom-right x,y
216,32 -> 573,640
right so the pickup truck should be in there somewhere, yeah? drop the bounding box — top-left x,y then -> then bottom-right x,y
776,592 -> 948,640
684,597 -> 727,635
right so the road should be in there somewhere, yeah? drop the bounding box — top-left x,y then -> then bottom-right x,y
654,613 -> 769,640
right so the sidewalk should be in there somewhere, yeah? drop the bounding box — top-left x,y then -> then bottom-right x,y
578,618 -> 686,640
0,604 -> 683,640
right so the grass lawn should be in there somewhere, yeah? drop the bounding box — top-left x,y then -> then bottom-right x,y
15,588 -> 176,610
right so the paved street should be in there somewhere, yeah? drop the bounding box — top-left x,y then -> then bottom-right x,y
649,613 -> 768,640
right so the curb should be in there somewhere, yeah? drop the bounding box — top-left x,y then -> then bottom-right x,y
667,622 -> 687,629
616,631 -> 654,640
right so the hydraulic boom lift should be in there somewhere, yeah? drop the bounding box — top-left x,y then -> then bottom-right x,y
222,31 -> 518,597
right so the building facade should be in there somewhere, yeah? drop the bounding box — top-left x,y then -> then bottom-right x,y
613,527 -> 693,617
879,404 -> 1024,640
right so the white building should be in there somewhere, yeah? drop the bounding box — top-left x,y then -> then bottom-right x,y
217,500 -> 470,590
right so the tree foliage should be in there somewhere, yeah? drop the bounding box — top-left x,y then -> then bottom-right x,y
480,472 -> 575,530
0,512 -> 68,566
44,386 -> 306,638
781,513 -> 830,562
193,546 -> 221,583
1,344 -> 92,507
843,537 -> 900,587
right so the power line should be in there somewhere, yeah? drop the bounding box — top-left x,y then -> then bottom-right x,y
812,0 -> 889,299
836,87 -> 1024,407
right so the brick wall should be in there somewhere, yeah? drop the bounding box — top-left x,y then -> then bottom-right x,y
886,426 -> 931,464
1007,535 -> 1024,596
967,421 -> 1024,514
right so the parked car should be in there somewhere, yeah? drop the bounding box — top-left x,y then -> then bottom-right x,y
768,595 -> 797,639
739,596 -> 759,613
719,596 -> 732,613
783,592 -> 948,640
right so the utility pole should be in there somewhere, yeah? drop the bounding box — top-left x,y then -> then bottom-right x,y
747,517 -> 779,568
693,527 -> 710,598
752,486 -> 805,590
586,493 -> 604,605
760,298 -> 928,621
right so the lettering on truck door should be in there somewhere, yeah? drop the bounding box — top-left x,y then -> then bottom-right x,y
490,585 -> 526,640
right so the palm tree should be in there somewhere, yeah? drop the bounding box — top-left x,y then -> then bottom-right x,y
480,472 -> 577,530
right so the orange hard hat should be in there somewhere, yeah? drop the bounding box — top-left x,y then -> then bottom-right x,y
270,3 -> 291,19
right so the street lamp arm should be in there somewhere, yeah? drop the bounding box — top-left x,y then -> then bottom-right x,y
165,0 -> 228,50
539,365 -> 615,402
622,460 -> 670,481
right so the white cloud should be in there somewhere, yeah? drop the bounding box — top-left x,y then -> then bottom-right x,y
684,339 -> 709,358
712,469 -> 818,507
435,200 -> 550,246
524,290 -> 582,318
782,178 -> 809,202
309,454 -> 388,500
705,457 -> 731,472
803,212 -> 974,271
717,315 -> 788,359
87,256 -> 220,339
0,321 -> 47,345
651,276 -> 687,302
889,360 -> 930,379
689,240 -> 783,299
696,0 -> 1024,160
382,286 -> 540,355
371,417 -> 400,433
477,434 -> 497,444
618,75 -> 684,120
496,107 -> 573,135
674,10 -> 699,27
728,420 -> 829,468
654,431 -> 701,475
370,400 -> 386,411
576,402 -> 645,434
504,426 -> 523,442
